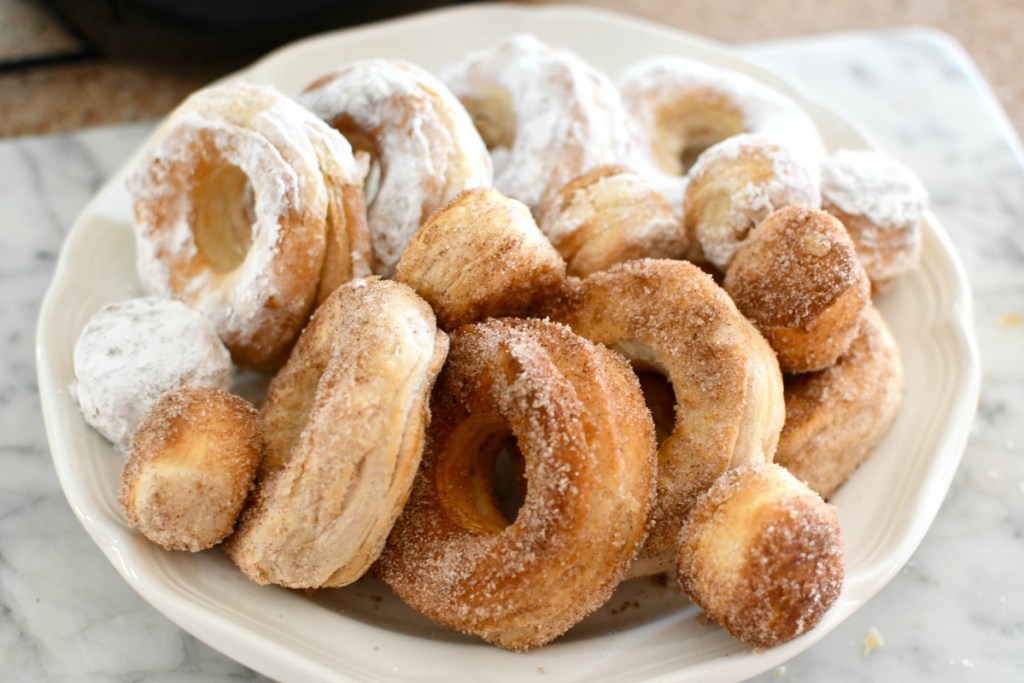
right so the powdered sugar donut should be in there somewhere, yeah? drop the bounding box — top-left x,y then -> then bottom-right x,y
442,34 -> 639,215
619,56 -> 824,183
72,297 -> 232,451
684,134 -> 820,270
299,59 -> 492,275
820,149 -> 928,290
131,81 -> 369,368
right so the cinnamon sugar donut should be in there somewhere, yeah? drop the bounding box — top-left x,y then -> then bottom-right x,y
537,165 -> 688,277
677,463 -> 844,648
376,318 -> 656,651
724,206 -> 870,374
820,149 -> 928,290
775,306 -> 903,499
394,187 -> 566,330
547,259 -> 785,576
619,56 -> 824,178
131,81 -> 369,368
684,134 -> 820,270
121,387 -> 264,552
299,59 -> 492,275
442,34 -> 639,215
73,297 -> 232,450
225,278 -> 448,588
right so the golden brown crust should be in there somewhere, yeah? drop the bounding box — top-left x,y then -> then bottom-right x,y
537,165 -> 688,277
545,259 -> 785,576
376,318 -> 656,651
394,188 -> 566,330
775,306 -> 903,498
724,206 -> 871,374
224,277 -> 448,588
120,387 -> 264,552
677,463 -> 844,648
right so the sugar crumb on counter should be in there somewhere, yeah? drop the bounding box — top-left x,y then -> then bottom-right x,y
862,626 -> 884,656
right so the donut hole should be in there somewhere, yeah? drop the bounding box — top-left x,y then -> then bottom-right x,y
654,97 -> 745,174
331,117 -> 383,205
192,162 -> 255,274
435,416 -> 527,533
460,92 -> 516,173
635,369 -> 676,447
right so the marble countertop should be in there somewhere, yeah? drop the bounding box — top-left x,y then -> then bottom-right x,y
3,25 -> 1022,683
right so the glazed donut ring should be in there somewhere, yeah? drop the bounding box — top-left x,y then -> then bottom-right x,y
395,187 -> 566,330
121,387 -> 264,552
820,149 -> 927,290
619,56 -> 824,178
537,165 -> 689,277
547,259 -> 785,576
684,134 -> 820,270
225,277 -> 448,588
442,34 -> 639,214
677,463 -> 844,648
376,318 -> 656,651
775,305 -> 903,499
299,59 -> 492,275
131,81 -> 369,368
724,205 -> 870,374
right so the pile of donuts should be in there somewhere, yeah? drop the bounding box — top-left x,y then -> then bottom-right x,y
71,34 -> 926,652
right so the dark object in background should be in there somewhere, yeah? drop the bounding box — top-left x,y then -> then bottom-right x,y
45,0 -> 459,61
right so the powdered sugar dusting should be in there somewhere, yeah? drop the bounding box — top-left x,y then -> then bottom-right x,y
820,149 -> 928,229
72,297 -> 232,451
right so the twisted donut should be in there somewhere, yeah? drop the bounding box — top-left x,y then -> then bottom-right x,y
677,463 -> 844,648
225,278 -> 448,588
395,187 -> 565,330
775,306 -> 903,498
724,205 -> 870,374
547,259 -> 785,576
442,34 -> 639,215
376,318 -> 656,651
131,81 -> 370,368
537,165 -> 688,277
299,59 -> 492,275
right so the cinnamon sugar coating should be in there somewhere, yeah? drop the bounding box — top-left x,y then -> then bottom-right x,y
120,387 -> 264,552
677,463 -> 844,648
546,259 -> 784,576
724,205 -> 870,374
775,306 -> 903,498
224,278 -> 448,588
395,187 -> 566,330
376,318 -> 656,651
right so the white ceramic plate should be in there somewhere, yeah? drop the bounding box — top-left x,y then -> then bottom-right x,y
37,4 -> 980,682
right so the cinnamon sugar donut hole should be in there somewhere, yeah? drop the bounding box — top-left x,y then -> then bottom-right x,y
537,165 -> 688,277
724,205 -> 870,374
683,134 -> 820,270
677,463 -> 844,649
776,306 -> 903,499
225,278 -> 448,588
395,187 -> 566,330
547,259 -> 784,577
820,149 -> 928,291
376,318 -> 656,651
120,387 -> 264,552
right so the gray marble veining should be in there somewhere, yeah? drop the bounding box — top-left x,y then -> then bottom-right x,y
2,28 -> 1022,683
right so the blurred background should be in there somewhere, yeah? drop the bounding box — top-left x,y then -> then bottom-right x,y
1,0 -> 1022,138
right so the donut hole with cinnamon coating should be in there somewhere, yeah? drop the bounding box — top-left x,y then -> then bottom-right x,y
677,463 -> 844,649
723,205 -> 871,374
376,318 -> 656,651
395,187 -> 566,331
683,134 -> 820,270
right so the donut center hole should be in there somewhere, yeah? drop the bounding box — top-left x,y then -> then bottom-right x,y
635,369 -> 676,447
437,417 -> 527,533
656,100 -> 745,174
192,163 -> 255,273
461,92 -> 516,173
331,117 -> 382,205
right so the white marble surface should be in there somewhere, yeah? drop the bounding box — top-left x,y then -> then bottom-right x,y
2,27 -> 1022,683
